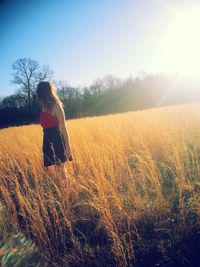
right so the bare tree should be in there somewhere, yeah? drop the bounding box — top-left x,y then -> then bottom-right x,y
54,80 -> 71,101
11,58 -> 54,112
91,74 -> 123,94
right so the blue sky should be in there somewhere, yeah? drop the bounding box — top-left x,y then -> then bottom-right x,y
0,0 -> 199,97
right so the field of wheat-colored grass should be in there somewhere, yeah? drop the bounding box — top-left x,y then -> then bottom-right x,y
0,103 -> 200,266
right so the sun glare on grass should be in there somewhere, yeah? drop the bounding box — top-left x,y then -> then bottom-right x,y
158,7 -> 200,76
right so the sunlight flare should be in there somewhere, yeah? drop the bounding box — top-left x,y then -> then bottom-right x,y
157,7 -> 200,75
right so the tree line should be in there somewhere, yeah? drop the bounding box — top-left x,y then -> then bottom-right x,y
1,58 -> 200,128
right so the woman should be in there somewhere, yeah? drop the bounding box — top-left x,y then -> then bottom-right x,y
35,81 -> 73,178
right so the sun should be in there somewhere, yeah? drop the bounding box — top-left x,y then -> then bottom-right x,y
157,7 -> 200,76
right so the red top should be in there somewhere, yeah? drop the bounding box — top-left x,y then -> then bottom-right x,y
39,103 -> 59,129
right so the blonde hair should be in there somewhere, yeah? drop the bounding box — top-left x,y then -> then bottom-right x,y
36,81 -> 64,110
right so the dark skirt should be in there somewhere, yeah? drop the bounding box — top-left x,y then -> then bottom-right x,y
42,125 -> 67,167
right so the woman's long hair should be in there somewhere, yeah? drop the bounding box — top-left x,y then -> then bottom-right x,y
36,81 -> 64,110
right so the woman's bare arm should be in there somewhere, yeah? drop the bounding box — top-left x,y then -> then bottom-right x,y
54,103 -> 72,151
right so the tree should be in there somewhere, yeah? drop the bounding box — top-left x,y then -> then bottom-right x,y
3,93 -> 26,109
55,80 -> 83,118
54,80 -> 71,101
11,58 -> 54,112
90,74 -> 123,94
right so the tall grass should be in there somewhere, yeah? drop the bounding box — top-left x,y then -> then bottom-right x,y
0,102 -> 200,266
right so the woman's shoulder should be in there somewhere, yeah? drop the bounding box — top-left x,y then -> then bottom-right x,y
54,102 -> 63,110
52,102 -> 63,114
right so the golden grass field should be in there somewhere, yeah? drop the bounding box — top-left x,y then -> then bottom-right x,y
0,103 -> 200,266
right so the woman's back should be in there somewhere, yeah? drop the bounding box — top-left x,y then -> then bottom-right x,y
40,103 -> 59,129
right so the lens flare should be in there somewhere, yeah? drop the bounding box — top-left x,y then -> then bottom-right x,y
157,7 -> 200,75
